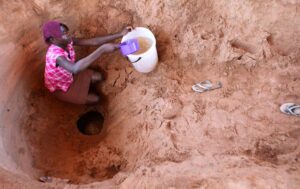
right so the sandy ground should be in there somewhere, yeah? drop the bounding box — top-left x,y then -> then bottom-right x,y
0,0 -> 300,188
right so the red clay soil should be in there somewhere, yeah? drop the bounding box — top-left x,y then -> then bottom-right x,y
0,0 -> 299,188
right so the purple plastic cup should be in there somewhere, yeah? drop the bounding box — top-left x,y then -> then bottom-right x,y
119,39 -> 140,56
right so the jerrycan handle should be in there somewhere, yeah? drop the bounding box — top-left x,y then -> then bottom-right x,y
130,57 -> 142,63
126,57 -> 142,63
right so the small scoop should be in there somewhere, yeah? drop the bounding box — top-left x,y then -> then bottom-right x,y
119,39 -> 140,56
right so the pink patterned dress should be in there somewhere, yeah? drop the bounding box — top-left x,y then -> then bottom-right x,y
44,42 -> 76,92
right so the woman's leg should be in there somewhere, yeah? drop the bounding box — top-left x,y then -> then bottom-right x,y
53,70 -> 96,104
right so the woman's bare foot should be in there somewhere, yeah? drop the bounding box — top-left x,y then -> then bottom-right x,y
86,93 -> 100,104
91,72 -> 102,83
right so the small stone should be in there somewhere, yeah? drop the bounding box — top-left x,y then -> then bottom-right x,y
39,176 -> 52,183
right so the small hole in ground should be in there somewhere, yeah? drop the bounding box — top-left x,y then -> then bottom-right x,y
77,111 -> 104,135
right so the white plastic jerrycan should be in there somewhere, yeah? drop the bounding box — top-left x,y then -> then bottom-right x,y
121,27 -> 158,73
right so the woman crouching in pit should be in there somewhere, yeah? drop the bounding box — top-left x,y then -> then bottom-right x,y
42,21 -> 131,104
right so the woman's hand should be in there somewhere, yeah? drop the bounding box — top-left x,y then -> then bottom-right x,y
119,26 -> 133,36
101,43 -> 119,53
